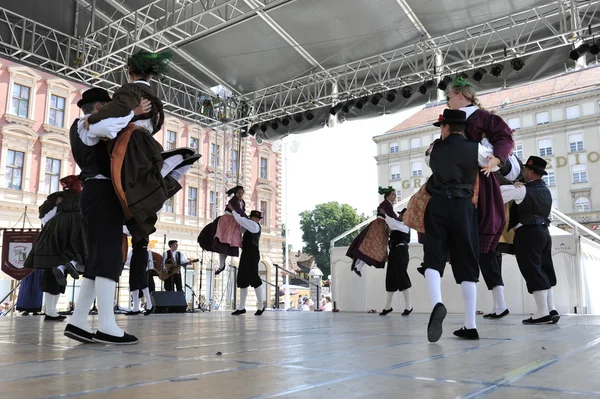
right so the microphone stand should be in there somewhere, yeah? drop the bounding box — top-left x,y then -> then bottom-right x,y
185,280 -> 199,313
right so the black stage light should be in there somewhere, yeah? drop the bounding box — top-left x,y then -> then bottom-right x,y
306,111 -> 314,121
240,126 -> 248,138
282,116 -> 291,126
355,96 -> 368,109
570,43 -> 590,60
458,72 -> 469,79
342,100 -> 355,113
294,113 -> 303,124
249,125 -> 258,136
590,40 -> 600,55
271,118 -> 280,130
437,76 -> 453,91
490,64 -> 504,77
418,80 -> 435,95
510,58 -> 525,71
371,93 -> 383,105
260,124 -> 268,133
401,86 -> 412,99
386,89 -> 398,102
472,67 -> 487,82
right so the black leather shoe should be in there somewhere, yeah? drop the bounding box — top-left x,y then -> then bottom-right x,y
483,312 -> 495,319
489,309 -> 510,319
64,324 -> 95,343
522,315 -> 553,325
402,308 -> 413,316
231,309 -> 246,315
215,266 -> 226,276
453,327 -> 480,340
93,331 -> 139,345
255,308 -> 265,316
379,308 -> 393,316
63,263 -> 80,279
550,310 -> 560,324
353,268 -> 362,277
144,306 -> 155,316
44,315 -> 67,322
52,268 -> 68,287
427,303 -> 447,343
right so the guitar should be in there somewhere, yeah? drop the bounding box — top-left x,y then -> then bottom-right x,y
158,258 -> 199,281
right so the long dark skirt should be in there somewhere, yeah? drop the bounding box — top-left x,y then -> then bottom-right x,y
346,218 -> 389,269
386,244 -> 411,292
16,270 -> 43,312
198,216 -> 240,257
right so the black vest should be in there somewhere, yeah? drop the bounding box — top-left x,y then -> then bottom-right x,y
69,119 -> 111,180
242,226 -> 261,253
508,179 -> 552,230
389,229 -> 410,247
426,134 -> 479,199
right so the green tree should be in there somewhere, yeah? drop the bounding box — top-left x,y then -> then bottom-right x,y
299,202 -> 366,277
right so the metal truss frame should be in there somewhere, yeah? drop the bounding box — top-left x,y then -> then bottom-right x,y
235,0 -> 600,125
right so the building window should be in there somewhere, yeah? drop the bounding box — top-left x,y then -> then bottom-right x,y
568,133 -> 584,152
166,130 -> 176,151
260,157 -> 268,179
514,144 -> 524,161
260,200 -> 267,226
48,95 -> 66,128
209,191 -> 219,217
390,142 -> 399,153
411,161 -> 422,177
210,143 -> 220,167
572,164 -> 588,183
163,198 -> 174,213
575,197 -> 591,213
507,117 -> 521,130
410,138 -> 421,149
231,149 -> 239,174
5,150 -> 24,190
44,158 -> 61,194
538,138 -> 553,157
11,84 -> 30,119
542,170 -> 556,187
431,133 -> 440,143
566,105 -> 580,120
390,165 -> 401,181
535,112 -> 550,125
187,187 -> 197,216
189,137 -> 199,152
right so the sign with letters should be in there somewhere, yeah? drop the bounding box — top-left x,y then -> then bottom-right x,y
1,229 -> 39,280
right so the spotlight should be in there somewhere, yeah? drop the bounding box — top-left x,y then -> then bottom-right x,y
355,96 -> 368,110
401,86 -> 412,99
418,80 -> 435,95
490,64 -> 504,77
270,118 -> 280,130
329,103 -> 343,116
342,100 -> 355,113
458,72 -> 469,79
591,40 -> 600,55
282,116 -> 291,126
306,111 -> 314,121
386,89 -> 398,102
472,67 -> 487,82
371,93 -> 383,106
249,125 -> 259,136
293,113 -> 303,124
437,76 -> 453,91
510,58 -> 525,71
260,124 -> 268,133
240,126 -> 248,138
570,43 -> 590,60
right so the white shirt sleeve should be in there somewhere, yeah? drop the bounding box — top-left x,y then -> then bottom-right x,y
125,249 -> 133,267
384,215 -> 410,233
87,111 -> 135,141
478,143 -> 500,171
505,155 -> 521,182
500,185 -> 527,204
178,251 -> 188,264
40,207 -> 58,226
232,210 -> 260,233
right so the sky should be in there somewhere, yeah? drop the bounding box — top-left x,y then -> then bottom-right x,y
281,107 -> 421,252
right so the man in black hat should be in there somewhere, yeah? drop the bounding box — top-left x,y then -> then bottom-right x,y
65,88 -> 149,345
419,109 -> 499,342
500,156 -> 559,325
228,208 -> 265,316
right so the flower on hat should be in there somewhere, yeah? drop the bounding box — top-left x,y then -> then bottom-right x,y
438,114 -> 444,122
527,159 -> 533,166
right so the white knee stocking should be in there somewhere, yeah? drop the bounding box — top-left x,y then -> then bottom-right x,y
44,293 -> 59,317
402,289 -> 412,310
219,253 -> 227,269
424,268 -> 442,308
70,277 -> 96,333
354,259 -> 366,272
533,290 -> 549,318
461,281 -> 477,329
384,291 -> 394,310
131,290 -> 140,312
142,288 -> 153,308
238,287 -> 248,310
492,285 -> 507,314
547,287 -> 556,312
96,277 -> 124,337
161,154 -> 183,177
255,286 -> 264,310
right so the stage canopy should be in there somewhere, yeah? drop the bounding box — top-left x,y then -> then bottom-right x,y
1,0 -> 599,139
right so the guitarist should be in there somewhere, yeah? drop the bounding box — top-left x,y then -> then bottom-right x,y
162,240 -> 188,292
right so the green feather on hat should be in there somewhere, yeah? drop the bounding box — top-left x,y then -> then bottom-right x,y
127,50 -> 173,78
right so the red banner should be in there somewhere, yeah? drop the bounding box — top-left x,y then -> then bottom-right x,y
1,229 -> 40,281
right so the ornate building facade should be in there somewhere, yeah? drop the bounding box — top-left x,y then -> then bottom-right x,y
0,57 -> 284,310
373,66 -> 600,229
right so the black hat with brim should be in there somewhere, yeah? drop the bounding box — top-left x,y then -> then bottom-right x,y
77,88 -> 112,108
250,210 -> 263,219
433,109 -> 468,127
524,156 -> 548,176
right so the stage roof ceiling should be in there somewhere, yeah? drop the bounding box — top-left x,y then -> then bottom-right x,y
1,0 -> 599,135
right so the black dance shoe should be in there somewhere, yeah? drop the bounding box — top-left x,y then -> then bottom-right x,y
489,309 -> 510,319
255,308 -> 265,316
402,308 -> 413,316
93,331 -> 139,345
144,306 -> 155,316
483,312 -> 495,319
44,315 -> 67,322
379,308 -> 393,316
231,309 -> 246,315
427,303 -> 447,343
550,310 -> 560,324
453,327 -> 480,340
522,315 -> 553,325
64,324 -> 95,343
215,266 -> 226,276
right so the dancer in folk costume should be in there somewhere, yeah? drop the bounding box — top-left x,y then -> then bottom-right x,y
229,208 -> 266,316
124,237 -> 154,316
500,156 -> 559,325
379,208 -> 413,316
15,270 -> 43,315
24,176 -> 86,321
198,186 -> 247,275
446,77 -> 514,320
419,109 -> 499,342
346,187 -> 399,277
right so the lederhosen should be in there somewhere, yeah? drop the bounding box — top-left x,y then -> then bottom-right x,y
237,227 -> 262,289
417,134 -> 480,284
70,120 -> 124,282
164,251 -> 183,292
386,229 -> 412,292
509,180 -> 556,294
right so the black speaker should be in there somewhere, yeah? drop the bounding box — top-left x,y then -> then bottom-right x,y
152,291 -> 187,313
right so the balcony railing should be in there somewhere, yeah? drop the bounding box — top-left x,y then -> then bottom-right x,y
558,211 -> 600,225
